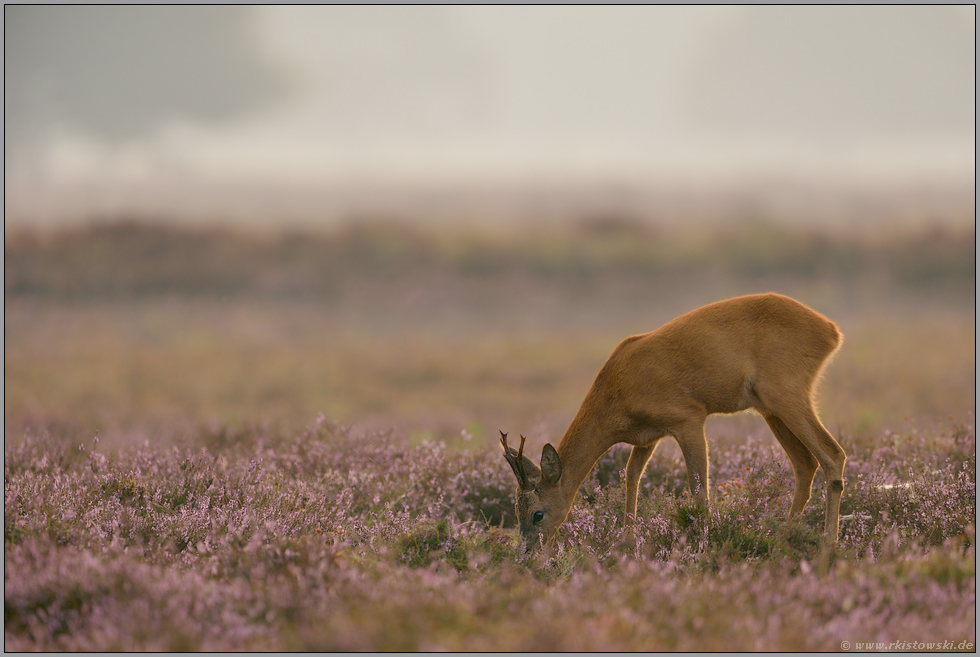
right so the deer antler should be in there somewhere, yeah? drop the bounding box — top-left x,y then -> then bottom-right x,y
500,431 -> 529,489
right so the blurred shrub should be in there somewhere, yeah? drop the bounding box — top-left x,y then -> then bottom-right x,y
4,219 -> 973,299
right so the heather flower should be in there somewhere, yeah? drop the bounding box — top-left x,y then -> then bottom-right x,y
4,422 -> 974,650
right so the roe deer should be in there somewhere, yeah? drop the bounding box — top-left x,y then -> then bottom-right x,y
500,292 -> 845,551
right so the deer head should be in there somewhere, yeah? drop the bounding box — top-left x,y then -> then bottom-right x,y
500,431 -> 565,552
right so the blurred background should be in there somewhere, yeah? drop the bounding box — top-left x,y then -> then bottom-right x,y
4,6 -> 976,449
5,6 -> 975,228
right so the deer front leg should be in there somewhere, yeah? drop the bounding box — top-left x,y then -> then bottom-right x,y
625,441 -> 659,523
674,420 -> 710,505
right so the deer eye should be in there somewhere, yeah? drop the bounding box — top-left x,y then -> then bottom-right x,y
532,510 -> 545,525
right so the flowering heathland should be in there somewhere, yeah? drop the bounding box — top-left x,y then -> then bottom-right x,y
5,420 -> 975,651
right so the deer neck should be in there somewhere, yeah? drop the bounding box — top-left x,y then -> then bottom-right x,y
554,403 -> 619,510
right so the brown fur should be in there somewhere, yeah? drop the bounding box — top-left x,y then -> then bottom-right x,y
501,293 -> 846,551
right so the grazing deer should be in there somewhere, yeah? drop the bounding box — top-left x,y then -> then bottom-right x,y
500,292 -> 846,551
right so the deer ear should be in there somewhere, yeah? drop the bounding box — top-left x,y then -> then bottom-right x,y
501,432 -> 541,488
540,443 -> 562,485
503,446 -> 541,485
522,455 -> 542,482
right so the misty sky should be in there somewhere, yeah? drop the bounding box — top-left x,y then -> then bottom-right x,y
4,6 -> 976,199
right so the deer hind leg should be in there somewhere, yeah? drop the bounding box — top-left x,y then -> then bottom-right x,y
763,414 -> 818,517
625,440 -> 660,523
769,404 -> 846,542
673,420 -> 710,504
